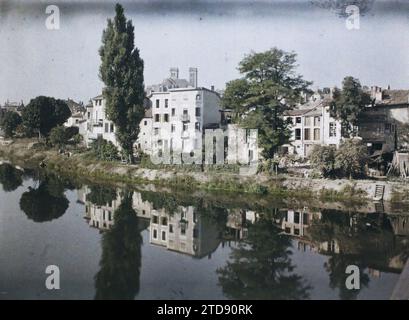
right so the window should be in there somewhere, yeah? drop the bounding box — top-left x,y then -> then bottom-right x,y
329,122 -> 336,137
181,224 -> 186,235
183,109 -> 188,115
152,216 -> 158,224
165,99 -> 168,108
296,117 -> 301,124
304,128 -> 311,140
144,120 -> 147,126
156,99 -> 160,108
303,213 -> 309,225
193,229 -> 199,238
314,116 -> 321,127
195,122 -> 200,131
304,117 -> 311,126
183,123 -> 188,132
294,212 -> 300,224
87,112 -> 91,119
171,124 -> 176,133
154,128 -> 159,135
104,123 -> 109,133
195,107 -> 201,117
385,123 -> 392,132
287,117 -> 293,124
169,224 -> 173,233
164,113 -> 169,122
155,114 -> 160,122
295,128 -> 301,140
110,123 -> 114,132
162,231 -> 166,241
161,217 -> 168,226
196,94 -> 201,100
153,229 -> 158,239
294,228 -> 300,236
171,108 -> 175,116
314,128 -> 320,140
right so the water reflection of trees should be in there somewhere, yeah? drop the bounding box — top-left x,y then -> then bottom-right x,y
307,209 -> 407,299
86,184 -> 117,206
217,217 -> 311,300
0,163 -> 23,192
94,191 -> 142,300
19,173 -> 70,222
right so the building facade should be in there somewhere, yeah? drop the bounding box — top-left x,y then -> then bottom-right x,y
283,95 -> 342,158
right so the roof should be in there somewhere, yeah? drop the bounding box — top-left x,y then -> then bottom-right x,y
377,90 -> 409,106
92,94 -> 103,100
284,108 -> 314,116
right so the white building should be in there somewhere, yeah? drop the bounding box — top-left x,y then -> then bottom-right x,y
83,94 -> 119,148
283,94 -> 342,158
146,87 -> 221,162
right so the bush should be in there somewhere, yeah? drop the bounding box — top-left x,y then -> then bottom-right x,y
90,137 -> 119,161
310,145 -> 336,178
335,139 -> 368,179
49,126 -> 68,149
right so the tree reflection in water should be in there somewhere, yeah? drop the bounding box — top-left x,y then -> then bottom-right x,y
94,191 -> 142,300
0,163 -> 23,192
217,217 -> 311,300
19,173 -> 69,222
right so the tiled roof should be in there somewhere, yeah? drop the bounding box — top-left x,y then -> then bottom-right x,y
377,90 -> 409,106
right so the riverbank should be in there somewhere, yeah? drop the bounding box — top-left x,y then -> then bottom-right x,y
1,138 -> 408,204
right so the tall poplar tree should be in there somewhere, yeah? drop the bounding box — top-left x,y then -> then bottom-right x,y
99,4 -> 145,162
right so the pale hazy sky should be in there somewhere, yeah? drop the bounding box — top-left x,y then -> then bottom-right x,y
1,0 -> 409,104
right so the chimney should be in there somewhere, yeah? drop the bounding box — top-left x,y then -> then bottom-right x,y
211,85 -> 215,91
370,86 -> 383,103
170,67 -> 179,79
189,67 -> 198,88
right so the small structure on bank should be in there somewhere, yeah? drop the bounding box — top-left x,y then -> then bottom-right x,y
387,151 -> 409,178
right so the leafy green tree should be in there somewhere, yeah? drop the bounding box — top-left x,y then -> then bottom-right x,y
0,163 -> 23,192
334,139 -> 368,178
310,145 -> 336,177
0,111 -> 22,138
94,191 -> 142,299
22,96 -> 71,138
330,77 -> 371,137
217,218 -> 310,299
222,48 -> 312,158
99,4 -> 145,162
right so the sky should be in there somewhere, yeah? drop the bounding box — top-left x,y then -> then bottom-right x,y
0,0 -> 409,104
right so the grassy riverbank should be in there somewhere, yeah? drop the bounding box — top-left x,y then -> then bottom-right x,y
1,138 -> 408,204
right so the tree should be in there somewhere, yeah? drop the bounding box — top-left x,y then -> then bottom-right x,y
330,77 -> 371,137
0,111 -> 22,138
334,139 -> 368,178
22,96 -> 71,138
222,48 -> 312,158
99,4 -> 145,162
310,145 -> 336,177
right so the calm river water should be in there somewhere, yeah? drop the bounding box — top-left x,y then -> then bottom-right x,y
0,163 -> 408,300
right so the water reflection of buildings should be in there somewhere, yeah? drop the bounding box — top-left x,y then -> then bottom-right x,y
280,208 -> 340,254
79,186 -> 120,231
80,187 -> 254,258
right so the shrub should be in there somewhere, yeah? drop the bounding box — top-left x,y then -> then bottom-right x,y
309,145 -> 336,177
90,136 -> 119,161
335,139 -> 369,179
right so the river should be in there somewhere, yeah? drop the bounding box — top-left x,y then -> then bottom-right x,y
0,163 -> 408,300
